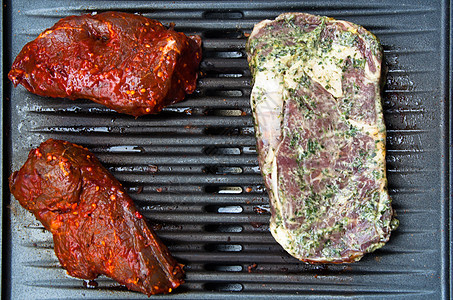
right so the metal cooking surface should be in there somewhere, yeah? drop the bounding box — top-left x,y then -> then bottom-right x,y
2,0 -> 451,299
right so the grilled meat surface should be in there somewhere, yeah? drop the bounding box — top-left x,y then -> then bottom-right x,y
246,13 -> 398,263
9,139 -> 184,295
8,11 -> 201,117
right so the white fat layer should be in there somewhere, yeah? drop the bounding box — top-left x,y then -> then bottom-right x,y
251,61 -> 285,172
286,44 -> 380,99
162,39 -> 177,53
306,45 -> 360,98
270,152 -> 281,214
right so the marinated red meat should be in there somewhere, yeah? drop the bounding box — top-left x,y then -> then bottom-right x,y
246,13 -> 398,263
9,139 -> 184,295
8,11 -> 202,117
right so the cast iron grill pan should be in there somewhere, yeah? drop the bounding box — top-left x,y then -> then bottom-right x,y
3,1 -> 450,299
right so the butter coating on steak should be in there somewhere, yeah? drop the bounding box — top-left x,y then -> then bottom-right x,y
246,13 -> 398,263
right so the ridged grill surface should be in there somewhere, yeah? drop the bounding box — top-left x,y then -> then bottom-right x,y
3,0 -> 450,299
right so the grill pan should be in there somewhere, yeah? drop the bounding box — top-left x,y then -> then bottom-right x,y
1,0 -> 451,299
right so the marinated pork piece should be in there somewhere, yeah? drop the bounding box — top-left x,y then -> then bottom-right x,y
9,139 -> 184,295
246,13 -> 398,263
8,11 -> 201,117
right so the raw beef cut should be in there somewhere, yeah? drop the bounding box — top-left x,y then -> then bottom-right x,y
8,11 -> 201,117
246,13 -> 398,263
9,139 -> 184,295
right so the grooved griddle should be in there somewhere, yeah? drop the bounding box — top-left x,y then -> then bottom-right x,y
2,0 -> 451,299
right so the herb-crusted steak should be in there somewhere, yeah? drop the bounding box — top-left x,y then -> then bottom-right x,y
246,13 -> 398,263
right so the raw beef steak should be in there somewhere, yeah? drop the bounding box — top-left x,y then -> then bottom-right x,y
8,11 -> 201,117
9,139 -> 184,295
246,13 -> 398,263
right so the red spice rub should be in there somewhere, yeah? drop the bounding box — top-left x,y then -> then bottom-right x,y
9,139 -> 184,295
8,11 -> 202,116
